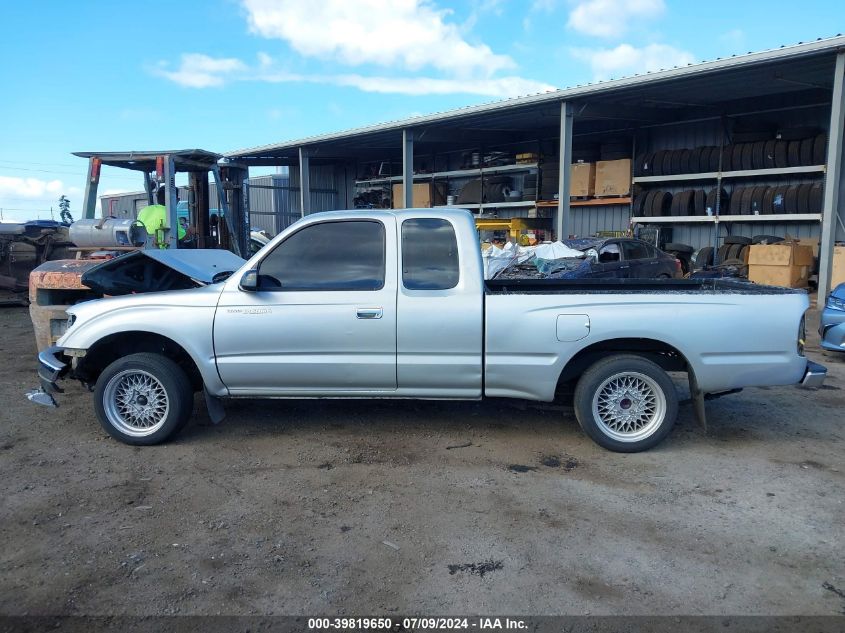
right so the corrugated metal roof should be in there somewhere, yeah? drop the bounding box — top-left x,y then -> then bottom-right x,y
227,35 -> 845,159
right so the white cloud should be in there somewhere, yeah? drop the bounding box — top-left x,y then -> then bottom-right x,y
157,53 -> 555,98
571,43 -> 695,80
241,0 -> 514,77
567,0 -> 664,38
330,73 -> 555,97
155,53 -> 246,88
0,175 -> 64,199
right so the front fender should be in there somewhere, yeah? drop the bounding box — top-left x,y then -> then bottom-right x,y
59,299 -> 225,396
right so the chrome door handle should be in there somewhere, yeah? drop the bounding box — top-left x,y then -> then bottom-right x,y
356,307 -> 383,319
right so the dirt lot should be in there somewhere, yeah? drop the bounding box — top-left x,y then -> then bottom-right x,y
1,304 -> 844,616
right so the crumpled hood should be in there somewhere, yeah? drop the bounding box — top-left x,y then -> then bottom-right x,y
81,249 -> 245,296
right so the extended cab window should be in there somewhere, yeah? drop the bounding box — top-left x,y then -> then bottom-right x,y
258,220 -> 385,290
401,218 -> 459,290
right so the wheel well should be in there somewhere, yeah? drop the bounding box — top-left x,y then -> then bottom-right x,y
77,331 -> 203,391
556,338 -> 689,393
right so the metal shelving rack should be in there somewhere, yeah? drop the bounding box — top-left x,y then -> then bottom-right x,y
632,164 -> 825,185
629,149 -> 827,265
354,162 -> 539,186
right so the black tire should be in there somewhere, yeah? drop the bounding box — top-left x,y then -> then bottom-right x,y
774,140 -> 789,168
763,140 -> 777,168
661,151 -> 674,176
796,183 -> 812,214
692,189 -> 706,215
708,145 -> 721,172
729,187 -> 743,215
664,242 -> 694,254
762,186 -> 775,214
813,133 -> 827,165
771,185 -> 789,214
751,140 -> 766,169
787,140 -> 802,167
720,145 -> 733,171
809,183 -> 823,213
652,190 -> 672,216
694,246 -> 714,269
724,235 -> 752,245
642,190 -> 657,217
652,150 -> 666,176
573,354 -> 678,453
669,149 -> 683,175
94,352 -> 194,446
784,185 -> 799,214
726,243 -> 744,260
749,185 -> 766,215
799,137 -> 815,166
679,149 -> 693,174
741,143 -> 754,170
690,147 -> 704,173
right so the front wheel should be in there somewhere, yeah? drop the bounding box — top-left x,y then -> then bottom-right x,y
573,354 -> 678,452
94,353 -> 194,445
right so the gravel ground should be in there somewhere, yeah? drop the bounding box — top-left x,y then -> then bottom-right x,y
0,304 -> 843,616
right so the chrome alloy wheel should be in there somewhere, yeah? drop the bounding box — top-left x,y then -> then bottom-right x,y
103,369 -> 170,437
591,371 -> 667,442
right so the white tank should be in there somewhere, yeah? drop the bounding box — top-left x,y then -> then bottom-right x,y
69,219 -> 148,248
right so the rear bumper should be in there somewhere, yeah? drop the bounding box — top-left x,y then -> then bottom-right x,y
37,345 -> 68,393
800,360 -> 827,389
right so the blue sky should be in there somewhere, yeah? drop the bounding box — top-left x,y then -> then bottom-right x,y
0,0 -> 842,221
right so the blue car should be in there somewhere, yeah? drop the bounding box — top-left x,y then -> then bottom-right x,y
820,283 -> 845,352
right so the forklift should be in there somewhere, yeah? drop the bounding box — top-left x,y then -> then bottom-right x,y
29,150 -> 252,351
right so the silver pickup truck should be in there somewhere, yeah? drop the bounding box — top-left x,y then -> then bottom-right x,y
34,209 -> 826,452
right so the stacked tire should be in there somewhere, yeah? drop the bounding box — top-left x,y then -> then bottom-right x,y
635,133 -> 826,176
633,187 -> 727,217
724,183 -> 822,215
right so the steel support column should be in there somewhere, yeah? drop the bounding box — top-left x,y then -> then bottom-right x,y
819,51 -> 845,305
164,155 -> 179,249
82,157 -> 101,219
556,102 -> 574,240
189,171 -> 210,249
299,147 -> 311,217
402,129 -> 414,208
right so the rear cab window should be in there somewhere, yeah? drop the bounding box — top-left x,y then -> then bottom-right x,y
401,218 -> 459,290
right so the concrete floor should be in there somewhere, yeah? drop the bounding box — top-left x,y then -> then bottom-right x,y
0,304 -> 843,616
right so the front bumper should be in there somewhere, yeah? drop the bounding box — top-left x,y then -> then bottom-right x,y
38,346 -> 69,392
819,306 -> 845,352
800,360 -> 827,389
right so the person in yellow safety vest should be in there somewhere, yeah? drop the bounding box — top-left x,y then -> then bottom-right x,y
137,187 -> 186,248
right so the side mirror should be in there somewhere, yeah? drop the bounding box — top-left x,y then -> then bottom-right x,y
239,269 -> 259,291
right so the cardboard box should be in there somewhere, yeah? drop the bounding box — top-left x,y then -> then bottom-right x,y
797,238 -> 820,259
570,162 -> 595,198
832,245 -> 845,287
594,158 -> 631,197
392,182 -> 446,208
747,242 -> 814,288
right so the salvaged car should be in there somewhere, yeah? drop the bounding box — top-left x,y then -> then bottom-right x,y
33,209 -> 825,452
488,237 -> 682,280
0,220 -> 74,303
820,283 -> 845,352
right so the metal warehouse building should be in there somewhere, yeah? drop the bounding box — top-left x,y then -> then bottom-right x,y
225,36 -> 845,300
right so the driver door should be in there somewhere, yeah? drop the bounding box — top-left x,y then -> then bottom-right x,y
214,217 -> 398,395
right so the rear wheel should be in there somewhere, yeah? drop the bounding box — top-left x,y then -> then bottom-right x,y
573,355 -> 678,452
94,353 -> 193,445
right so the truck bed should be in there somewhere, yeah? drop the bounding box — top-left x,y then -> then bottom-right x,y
485,278 -> 805,295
